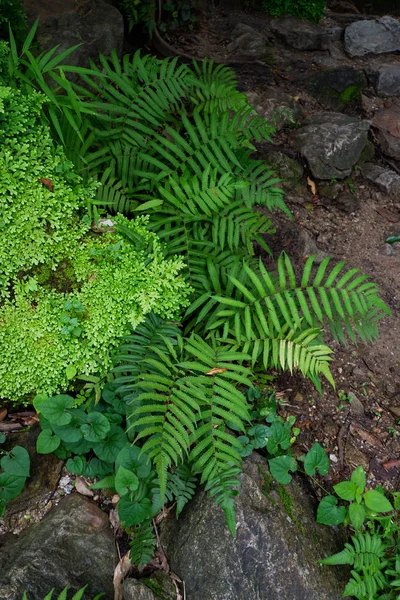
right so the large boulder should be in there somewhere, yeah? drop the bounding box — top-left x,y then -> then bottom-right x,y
227,24 -> 270,59
160,453 -> 345,600
0,494 -> 115,599
344,17 -> 400,57
367,65 -> 400,97
36,0 -> 124,71
309,66 -> 366,108
372,107 -> 400,160
271,16 -> 330,51
294,112 -> 370,180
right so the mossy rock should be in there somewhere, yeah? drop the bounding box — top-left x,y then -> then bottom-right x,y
309,66 -> 366,109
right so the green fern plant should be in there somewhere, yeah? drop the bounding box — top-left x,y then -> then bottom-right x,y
22,586 -> 103,600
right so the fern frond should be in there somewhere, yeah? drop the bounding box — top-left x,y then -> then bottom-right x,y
129,519 -> 156,568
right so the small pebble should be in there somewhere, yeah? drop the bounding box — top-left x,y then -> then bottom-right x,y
329,453 -> 338,463
382,243 -> 395,256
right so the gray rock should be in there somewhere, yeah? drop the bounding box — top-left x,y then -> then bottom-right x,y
271,16 -> 330,51
246,88 -> 302,130
382,243 -> 396,256
366,65 -> 400,97
372,107 -> 400,160
160,453 -> 345,600
36,0 -> 124,73
266,152 -> 306,197
326,27 -> 344,42
123,579 -> 159,600
361,162 -> 400,196
227,24 -> 270,59
0,494 -> 115,600
344,17 -> 400,57
309,66 -> 366,109
294,112 -> 370,180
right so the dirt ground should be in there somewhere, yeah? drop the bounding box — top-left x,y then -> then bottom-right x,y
166,4 -> 400,494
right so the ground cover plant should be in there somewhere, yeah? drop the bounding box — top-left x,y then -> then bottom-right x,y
0,21 -> 394,597
261,0 -> 326,23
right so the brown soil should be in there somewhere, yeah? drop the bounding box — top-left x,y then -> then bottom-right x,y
166,5 -> 400,493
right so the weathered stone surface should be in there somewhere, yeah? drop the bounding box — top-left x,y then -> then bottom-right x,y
246,88 -> 302,131
361,163 -> 400,196
367,65 -> 400,97
227,24 -> 270,59
294,112 -> 370,180
344,17 -> 400,57
1,425 -> 63,534
271,16 -> 330,51
309,66 -> 366,108
0,494 -> 115,600
160,453 -> 345,600
123,579 -> 159,600
36,0 -> 124,72
372,107 -> 400,160
266,152 -> 306,196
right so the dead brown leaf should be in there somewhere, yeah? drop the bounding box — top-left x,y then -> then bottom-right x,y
375,206 -> 400,223
350,423 -> 383,448
0,408 -> 7,422
113,553 -> 132,600
38,178 -> 54,192
206,368 -> 227,375
383,458 -> 400,471
307,176 -> 317,196
74,476 -> 94,497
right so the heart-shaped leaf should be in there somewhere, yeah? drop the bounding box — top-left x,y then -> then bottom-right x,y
118,497 -> 153,526
81,412 -> 110,443
316,495 -> 347,526
0,472 -> 27,501
350,466 -> 366,493
116,444 -> 152,479
93,425 -> 127,463
1,446 -> 30,477
37,429 -> 61,454
268,455 -> 297,484
115,466 -> 139,496
304,442 -> 330,477
37,395 -> 75,426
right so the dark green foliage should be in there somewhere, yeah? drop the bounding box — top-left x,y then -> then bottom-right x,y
0,0 -> 26,47
262,0 -> 326,23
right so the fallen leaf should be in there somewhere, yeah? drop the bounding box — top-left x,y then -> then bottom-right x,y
0,409 -> 7,422
206,368 -> 227,375
170,572 -> 184,600
75,476 -> 94,497
38,178 -> 54,192
109,508 -> 121,532
113,553 -> 132,600
21,416 -> 40,426
375,206 -> 400,223
350,423 -> 383,448
383,459 -> 400,471
307,177 -> 317,196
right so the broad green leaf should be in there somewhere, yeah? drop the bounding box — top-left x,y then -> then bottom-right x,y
37,429 -> 61,454
81,412 -> 110,443
316,495 -> 347,526
118,497 -> 153,526
266,422 -> 291,454
52,421 -> 83,444
115,466 -> 139,496
0,472 -> 26,501
0,433 -> 6,444
1,446 -> 30,477
36,395 -> 75,426
333,480 -> 357,502
90,474 -> 116,490
348,502 -> 365,529
92,425 -> 127,463
115,444 -> 152,479
350,466 -> 366,493
247,424 -> 269,449
268,455 -> 297,484
363,490 -> 393,513
304,443 -> 329,477
66,456 -> 86,475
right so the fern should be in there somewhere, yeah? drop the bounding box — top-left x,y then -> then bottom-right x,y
129,519 -> 156,568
